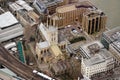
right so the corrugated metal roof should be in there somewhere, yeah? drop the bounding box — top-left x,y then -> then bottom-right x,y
0,12 -> 18,28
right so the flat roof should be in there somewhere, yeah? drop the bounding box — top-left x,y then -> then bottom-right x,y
0,12 -> 18,28
80,41 -> 112,66
103,26 -> 120,42
56,1 -> 94,13
56,4 -> 76,13
84,49 -> 112,66
81,41 -> 104,55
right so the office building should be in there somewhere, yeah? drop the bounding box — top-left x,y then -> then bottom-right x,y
101,26 -> 120,67
82,9 -> 107,34
80,41 -> 114,78
49,1 -> 93,27
0,11 -> 23,42
33,0 -> 68,15
47,1 -> 106,35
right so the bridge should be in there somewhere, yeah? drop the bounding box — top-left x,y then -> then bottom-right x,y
0,44 -> 43,80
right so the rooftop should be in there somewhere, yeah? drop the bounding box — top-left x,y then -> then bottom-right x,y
80,41 -> 112,66
50,45 -> 62,57
103,26 -> 120,53
39,23 -> 57,42
84,9 -> 105,18
103,26 -> 120,42
0,24 -> 23,42
111,40 -> 120,53
41,0 -> 63,7
0,12 -> 18,29
84,49 -> 112,66
56,1 -> 94,13
8,2 -> 23,12
0,70 -> 15,80
33,0 -> 47,13
39,23 -> 49,42
81,41 -> 104,58
57,4 -> 76,13
16,0 -> 33,11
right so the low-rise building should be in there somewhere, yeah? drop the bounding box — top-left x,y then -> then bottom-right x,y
0,11 -> 23,42
80,41 -> 114,78
8,0 -> 39,27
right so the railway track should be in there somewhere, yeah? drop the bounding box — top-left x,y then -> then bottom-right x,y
0,44 -> 43,80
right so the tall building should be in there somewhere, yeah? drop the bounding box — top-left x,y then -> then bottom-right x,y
82,9 -> 107,34
101,26 -> 120,67
80,41 -> 114,78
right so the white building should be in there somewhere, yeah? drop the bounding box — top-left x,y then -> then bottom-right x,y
0,11 -> 23,42
80,41 -> 114,78
101,26 -> 120,67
